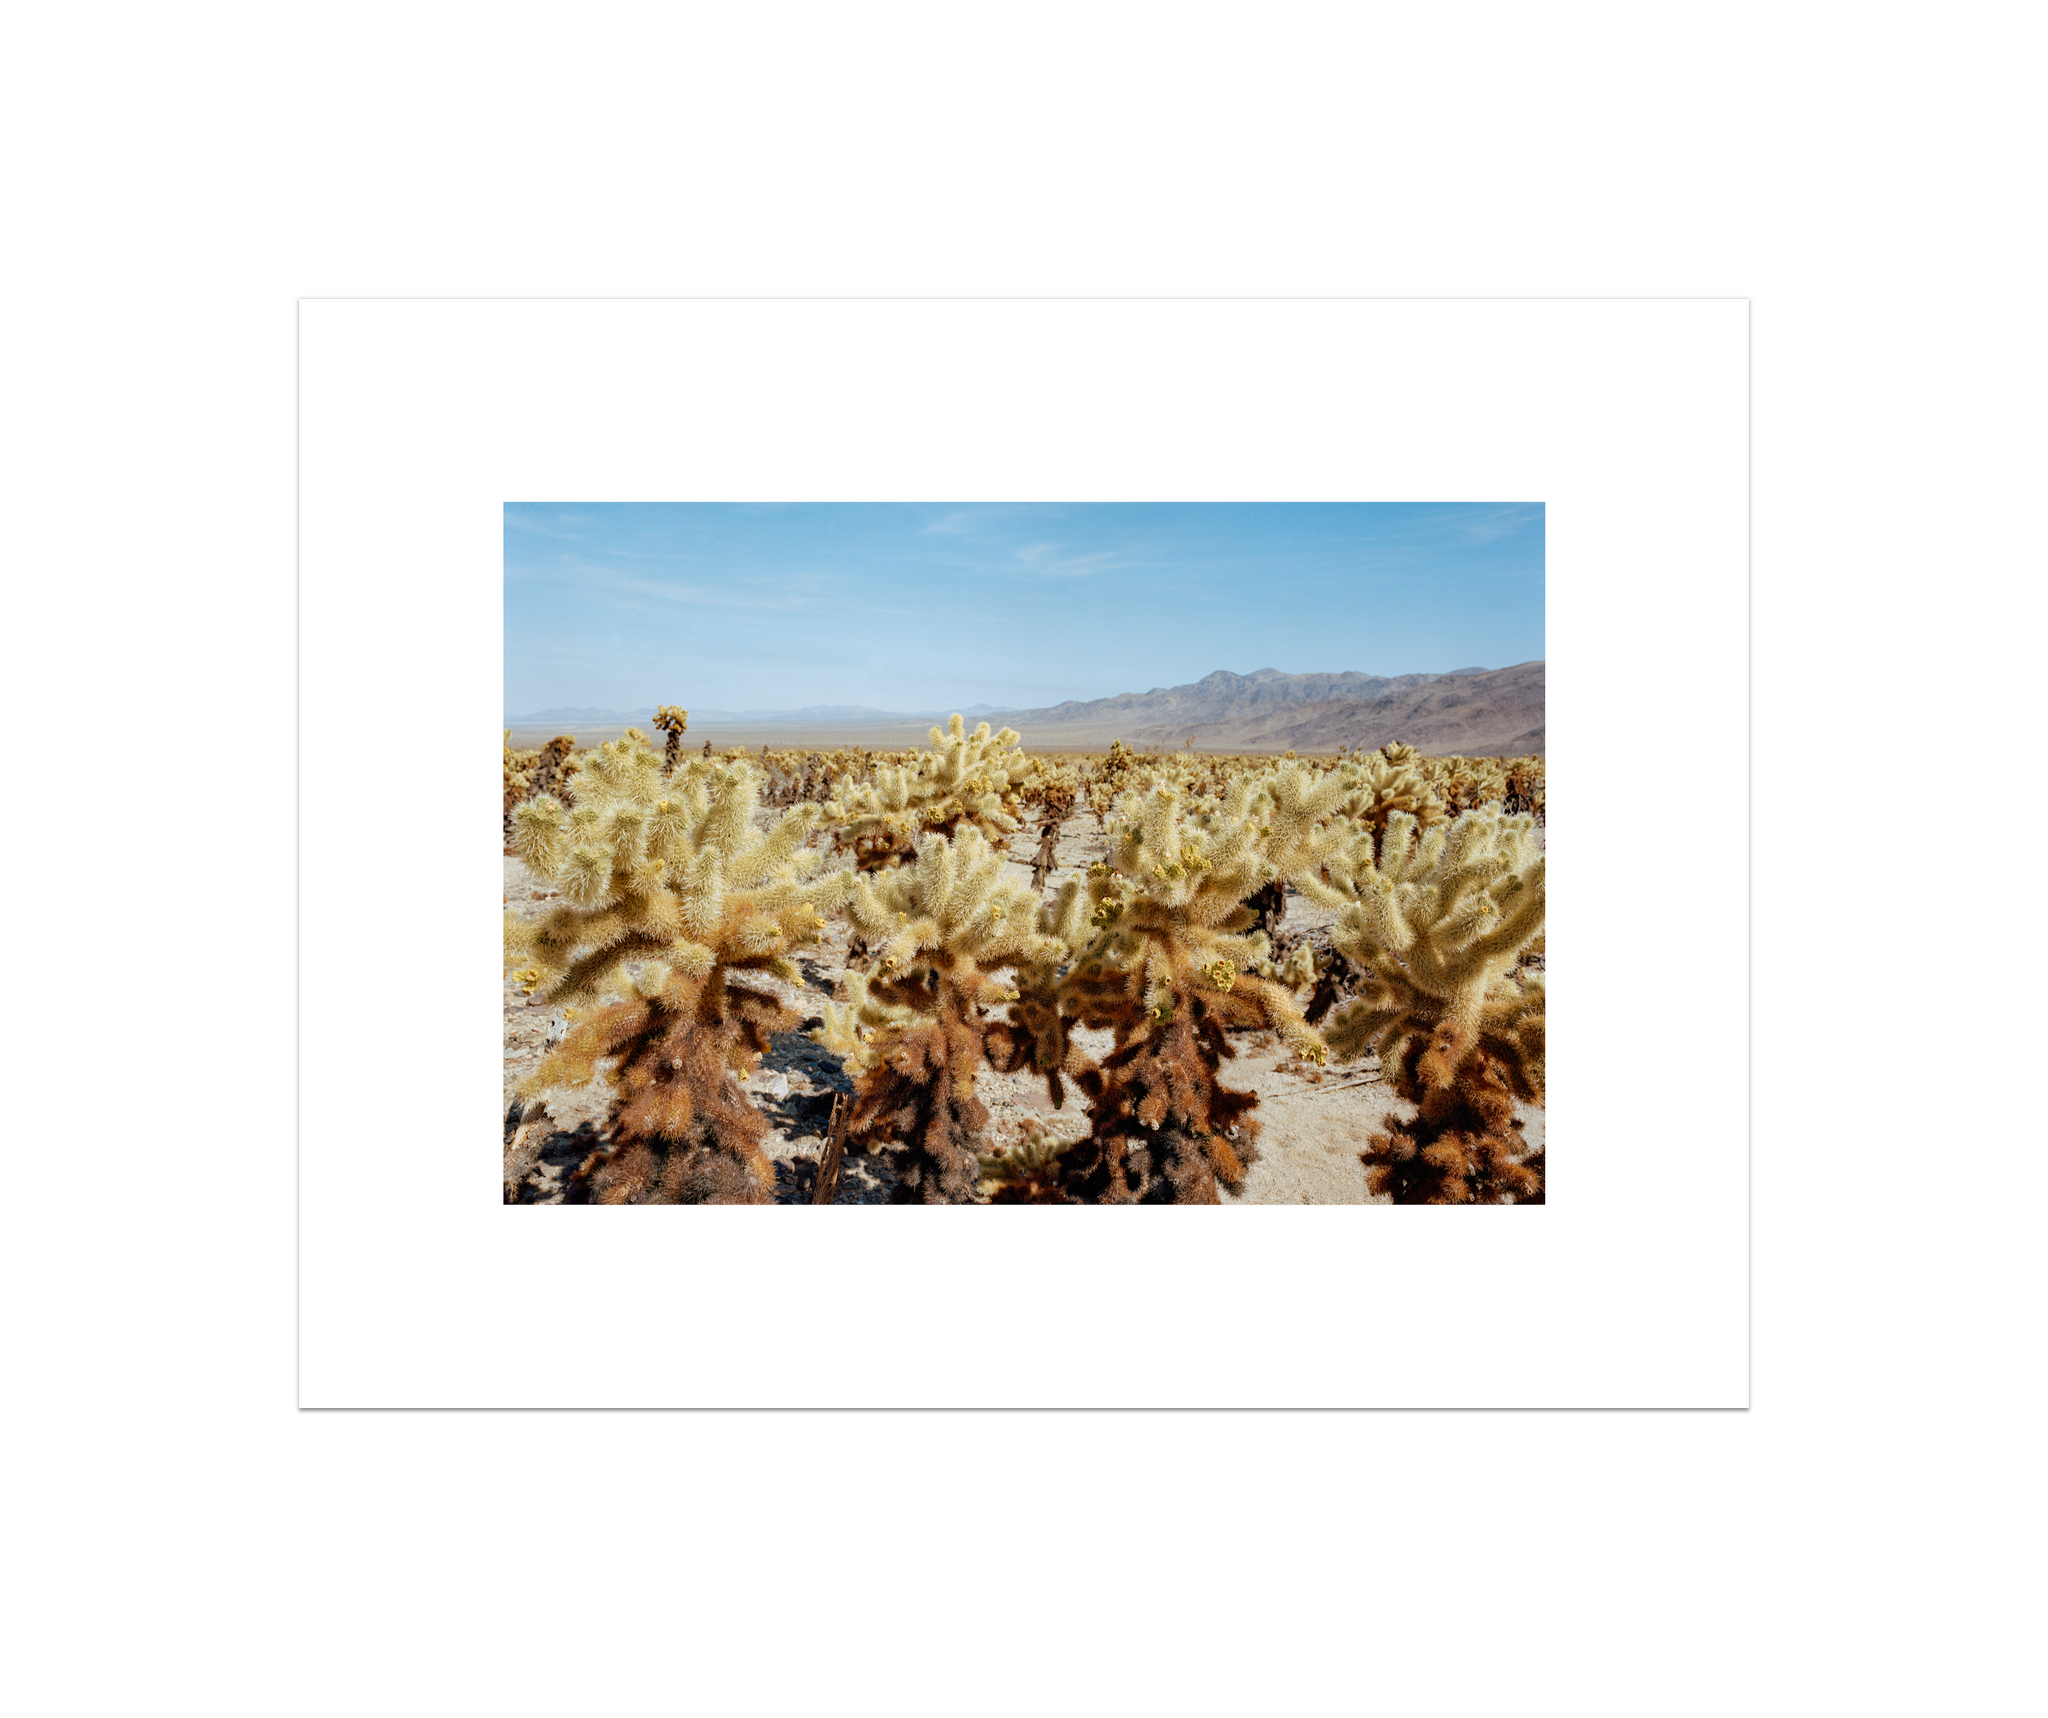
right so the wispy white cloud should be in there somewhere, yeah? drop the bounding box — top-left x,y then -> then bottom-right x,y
505,511 -> 588,541
922,503 -> 1059,536
1400,503 -> 1540,544
1445,502 -> 1542,546
1322,502 -> 1541,554
564,558 -> 925,618
1013,542 -> 1125,579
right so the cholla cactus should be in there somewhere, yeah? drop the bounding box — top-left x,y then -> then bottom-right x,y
976,1121 -> 1073,1203
1053,781 -> 1330,1203
982,875 -> 1097,1111
1079,738 -> 1139,831
652,704 -> 689,774
505,737 -> 850,1203
1424,752 -> 1542,821
1021,759 -> 1082,890
1245,928 -> 1317,991
503,732 -> 540,849
811,826 -> 1068,1202
533,735 -> 577,799
824,715 -> 1029,871
1337,742 -> 1447,862
1433,762 -> 1481,814
1502,757 -> 1545,822
503,732 -> 580,848
1299,806 -> 1545,1203
1023,759 -> 1081,826
503,730 -> 529,774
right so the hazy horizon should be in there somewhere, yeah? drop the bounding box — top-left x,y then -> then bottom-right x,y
504,662 -> 1543,724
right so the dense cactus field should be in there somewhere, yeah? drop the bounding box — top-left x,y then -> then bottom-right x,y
502,711 -> 1544,1205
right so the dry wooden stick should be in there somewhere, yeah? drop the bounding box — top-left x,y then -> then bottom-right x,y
811,1092 -> 850,1204
1267,1074 -> 1384,1099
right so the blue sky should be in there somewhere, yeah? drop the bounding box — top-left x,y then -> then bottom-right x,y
504,502 -> 1543,715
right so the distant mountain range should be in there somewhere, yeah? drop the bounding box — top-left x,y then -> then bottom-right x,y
507,702 -> 1002,725
978,663 -> 1543,755
984,666 -> 1469,726
506,663 -> 1543,756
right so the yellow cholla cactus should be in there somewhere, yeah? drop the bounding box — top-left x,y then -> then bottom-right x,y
812,967 -> 923,1083
1301,806 -> 1544,1068
652,703 -> 689,773
1297,804 -> 1546,1203
1330,744 -> 1447,861
1050,780 -> 1333,1202
824,714 -> 1030,871
503,734 -> 542,847
982,873 -> 1098,1110
1021,758 -> 1082,825
504,741 -> 853,1203
1244,931 -> 1317,993
811,825 -> 1069,1202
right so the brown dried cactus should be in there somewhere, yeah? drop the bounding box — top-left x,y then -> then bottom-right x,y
813,826 -> 1067,1202
506,739 -> 849,1203
1048,776 -> 1334,1202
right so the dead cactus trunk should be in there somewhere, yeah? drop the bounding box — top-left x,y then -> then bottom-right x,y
1030,820 -> 1061,893
812,1093 -> 850,1204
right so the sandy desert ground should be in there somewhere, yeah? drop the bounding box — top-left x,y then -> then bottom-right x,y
501,812 -> 1543,1204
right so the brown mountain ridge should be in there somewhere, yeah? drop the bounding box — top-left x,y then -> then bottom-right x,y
984,661 -> 1543,755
